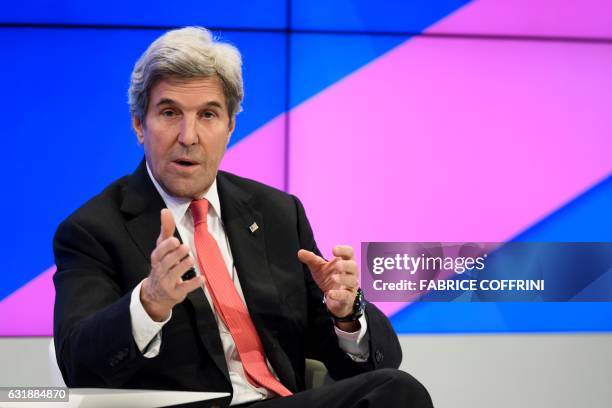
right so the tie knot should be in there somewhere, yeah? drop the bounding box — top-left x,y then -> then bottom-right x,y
190,199 -> 209,225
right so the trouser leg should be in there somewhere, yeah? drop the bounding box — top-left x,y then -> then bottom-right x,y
246,368 -> 433,408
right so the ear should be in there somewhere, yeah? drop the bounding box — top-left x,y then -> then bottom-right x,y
226,118 -> 236,145
132,115 -> 145,144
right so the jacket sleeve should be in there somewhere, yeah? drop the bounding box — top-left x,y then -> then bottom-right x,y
291,195 -> 403,379
53,217 -> 149,387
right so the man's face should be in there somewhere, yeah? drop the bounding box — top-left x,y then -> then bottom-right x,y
133,76 -> 235,198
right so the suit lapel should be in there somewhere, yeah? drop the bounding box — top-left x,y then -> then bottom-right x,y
120,160 -> 165,262
217,172 -> 298,391
120,160 -> 229,384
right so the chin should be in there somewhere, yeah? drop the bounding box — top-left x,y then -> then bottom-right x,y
164,179 -> 212,199
168,186 -> 202,199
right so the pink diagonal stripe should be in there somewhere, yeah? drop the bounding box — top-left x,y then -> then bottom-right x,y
430,0 -> 612,39
0,266 -> 56,336
289,12 -> 612,318
221,113 -> 286,190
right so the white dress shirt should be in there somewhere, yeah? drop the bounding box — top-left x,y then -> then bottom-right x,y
129,165 -> 369,405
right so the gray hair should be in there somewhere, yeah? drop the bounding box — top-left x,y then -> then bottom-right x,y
128,26 -> 243,124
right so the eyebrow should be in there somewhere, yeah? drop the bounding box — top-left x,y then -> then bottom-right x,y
155,98 -> 225,110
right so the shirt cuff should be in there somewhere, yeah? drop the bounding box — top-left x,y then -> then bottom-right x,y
129,280 -> 172,358
334,313 -> 370,362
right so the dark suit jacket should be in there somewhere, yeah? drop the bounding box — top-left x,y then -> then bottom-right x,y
53,159 -> 402,397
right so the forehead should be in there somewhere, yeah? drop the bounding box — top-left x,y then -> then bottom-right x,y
148,76 -> 227,108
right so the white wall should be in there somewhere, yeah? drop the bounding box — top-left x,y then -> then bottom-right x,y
400,334 -> 612,408
1,334 -> 611,407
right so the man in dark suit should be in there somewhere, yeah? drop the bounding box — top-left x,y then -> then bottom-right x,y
53,26 -> 432,407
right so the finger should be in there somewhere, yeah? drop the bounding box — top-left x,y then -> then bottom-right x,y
331,274 -> 359,291
316,268 -> 339,290
326,289 -> 354,304
168,255 -> 195,282
157,208 -> 176,245
341,259 -> 358,276
332,245 -> 354,260
297,249 -> 327,270
151,236 -> 181,265
318,257 -> 341,279
328,259 -> 358,276
159,244 -> 191,274
316,257 -> 341,283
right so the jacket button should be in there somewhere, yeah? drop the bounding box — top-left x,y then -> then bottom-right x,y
375,350 -> 384,363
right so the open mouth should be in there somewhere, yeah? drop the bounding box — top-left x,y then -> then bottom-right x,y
173,159 -> 198,167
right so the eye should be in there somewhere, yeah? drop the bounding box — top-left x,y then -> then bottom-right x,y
161,109 -> 178,118
201,111 -> 217,119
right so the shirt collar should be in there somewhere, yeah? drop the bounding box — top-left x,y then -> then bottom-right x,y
146,162 -> 222,224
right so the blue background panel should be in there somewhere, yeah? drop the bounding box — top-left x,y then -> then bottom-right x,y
290,33 -> 405,107
1,2 -> 611,336
513,175 -> 612,243
391,176 -> 612,333
1,1 -> 287,29
392,302 -> 612,333
0,27 -> 286,301
291,0 -> 470,33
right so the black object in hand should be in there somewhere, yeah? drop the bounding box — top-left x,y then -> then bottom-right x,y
181,268 -> 196,281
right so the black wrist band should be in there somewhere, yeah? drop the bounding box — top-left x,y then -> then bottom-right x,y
326,288 -> 365,323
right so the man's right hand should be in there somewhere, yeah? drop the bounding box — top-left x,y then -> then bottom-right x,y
140,209 -> 204,321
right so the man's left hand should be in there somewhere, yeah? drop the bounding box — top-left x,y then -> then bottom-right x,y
298,245 -> 360,329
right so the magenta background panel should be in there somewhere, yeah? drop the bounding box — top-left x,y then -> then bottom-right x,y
288,36 -> 612,314
3,0 -> 612,335
430,0 -> 612,39
221,113 -> 286,191
0,266 -> 55,336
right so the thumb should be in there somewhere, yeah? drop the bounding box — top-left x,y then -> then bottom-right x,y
297,249 -> 327,270
158,208 -> 176,243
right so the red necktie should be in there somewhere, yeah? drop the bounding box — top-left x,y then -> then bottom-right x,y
190,199 -> 292,397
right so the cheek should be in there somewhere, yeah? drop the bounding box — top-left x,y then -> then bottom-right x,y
214,136 -> 230,159
218,128 -> 231,149
143,139 -> 169,170
144,128 -> 174,156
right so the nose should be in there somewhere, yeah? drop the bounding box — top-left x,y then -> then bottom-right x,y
178,115 -> 199,146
